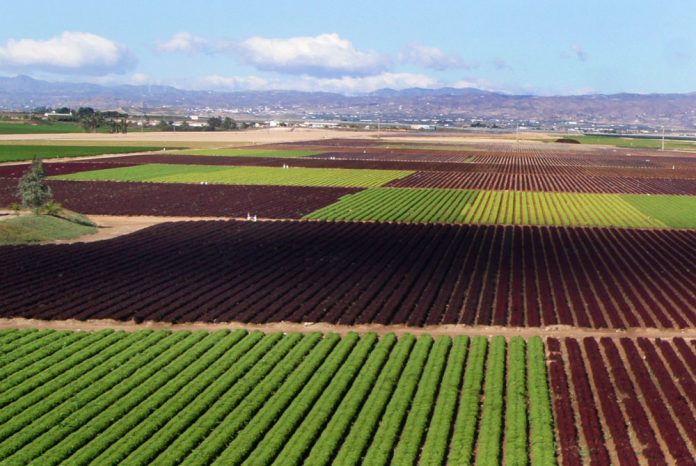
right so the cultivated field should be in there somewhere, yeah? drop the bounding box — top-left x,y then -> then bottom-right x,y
173,148 -> 324,158
548,336 -> 696,464
53,164 -> 413,188
1,131 -> 695,464
0,328 -> 554,465
2,221 -> 694,328
0,179 -> 359,217
0,144 -> 165,162
305,188 -> 696,228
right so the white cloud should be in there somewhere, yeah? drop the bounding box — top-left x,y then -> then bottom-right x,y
235,33 -> 391,77
399,44 -> 473,70
0,31 -> 134,75
451,78 -> 515,94
197,74 -> 271,90
195,72 -> 438,94
310,72 -> 438,93
156,32 -> 208,53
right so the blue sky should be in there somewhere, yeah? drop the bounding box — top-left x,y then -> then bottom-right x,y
1,0 -> 695,95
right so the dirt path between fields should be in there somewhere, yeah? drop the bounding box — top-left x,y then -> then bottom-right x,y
38,214 -> 280,245
1,317 -> 693,340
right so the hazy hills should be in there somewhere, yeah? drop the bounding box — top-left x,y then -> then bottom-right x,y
1,75 -> 695,128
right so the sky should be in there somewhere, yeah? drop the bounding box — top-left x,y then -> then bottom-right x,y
1,0 -> 695,95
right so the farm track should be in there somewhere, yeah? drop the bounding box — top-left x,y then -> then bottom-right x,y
2,317 -> 695,339
1,220 -> 694,329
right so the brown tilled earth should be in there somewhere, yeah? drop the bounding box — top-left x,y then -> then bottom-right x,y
2,317 -> 694,340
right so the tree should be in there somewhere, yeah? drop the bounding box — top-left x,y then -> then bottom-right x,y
222,117 -> 237,130
77,107 -> 96,118
157,119 -> 174,132
80,113 -> 104,132
17,158 -> 52,212
206,116 -> 222,131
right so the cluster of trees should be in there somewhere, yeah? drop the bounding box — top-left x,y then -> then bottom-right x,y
206,116 -> 239,131
32,106 -> 128,133
31,107 -> 253,133
76,107 -> 128,133
156,117 -> 251,132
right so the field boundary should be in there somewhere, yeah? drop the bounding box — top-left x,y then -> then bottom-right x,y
2,317 -> 694,340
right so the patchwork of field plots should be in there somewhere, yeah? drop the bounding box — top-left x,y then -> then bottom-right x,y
1,136 -> 696,465
0,328 -> 551,465
306,188 -> 696,228
110,152 -> 696,179
53,163 -> 413,188
313,145 -> 696,168
2,221 -> 694,328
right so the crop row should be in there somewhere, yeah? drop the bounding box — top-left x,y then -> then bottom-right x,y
388,170 -> 696,195
305,188 -> 696,229
2,220 -> 694,328
0,179 -> 360,218
0,328 -> 555,465
546,336 -> 696,465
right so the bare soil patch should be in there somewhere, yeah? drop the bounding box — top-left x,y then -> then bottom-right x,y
1,317 -> 694,340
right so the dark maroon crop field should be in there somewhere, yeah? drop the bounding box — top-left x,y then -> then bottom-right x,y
0,161 -> 137,178
1,220 -> 694,327
387,170 -> 696,194
0,179 -> 359,217
548,337 -> 696,465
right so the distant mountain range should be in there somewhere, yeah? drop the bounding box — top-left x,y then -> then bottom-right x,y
1,75 -> 695,128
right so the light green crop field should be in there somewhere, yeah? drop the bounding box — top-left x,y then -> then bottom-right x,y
0,215 -> 97,245
0,145 -> 164,163
0,121 -> 87,134
53,163 -> 414,188
0,328 -> 554,466
622,194 -> 696,228
172,148 -> 324,158
305,188 -> 696,228
562,135 -> 696,151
